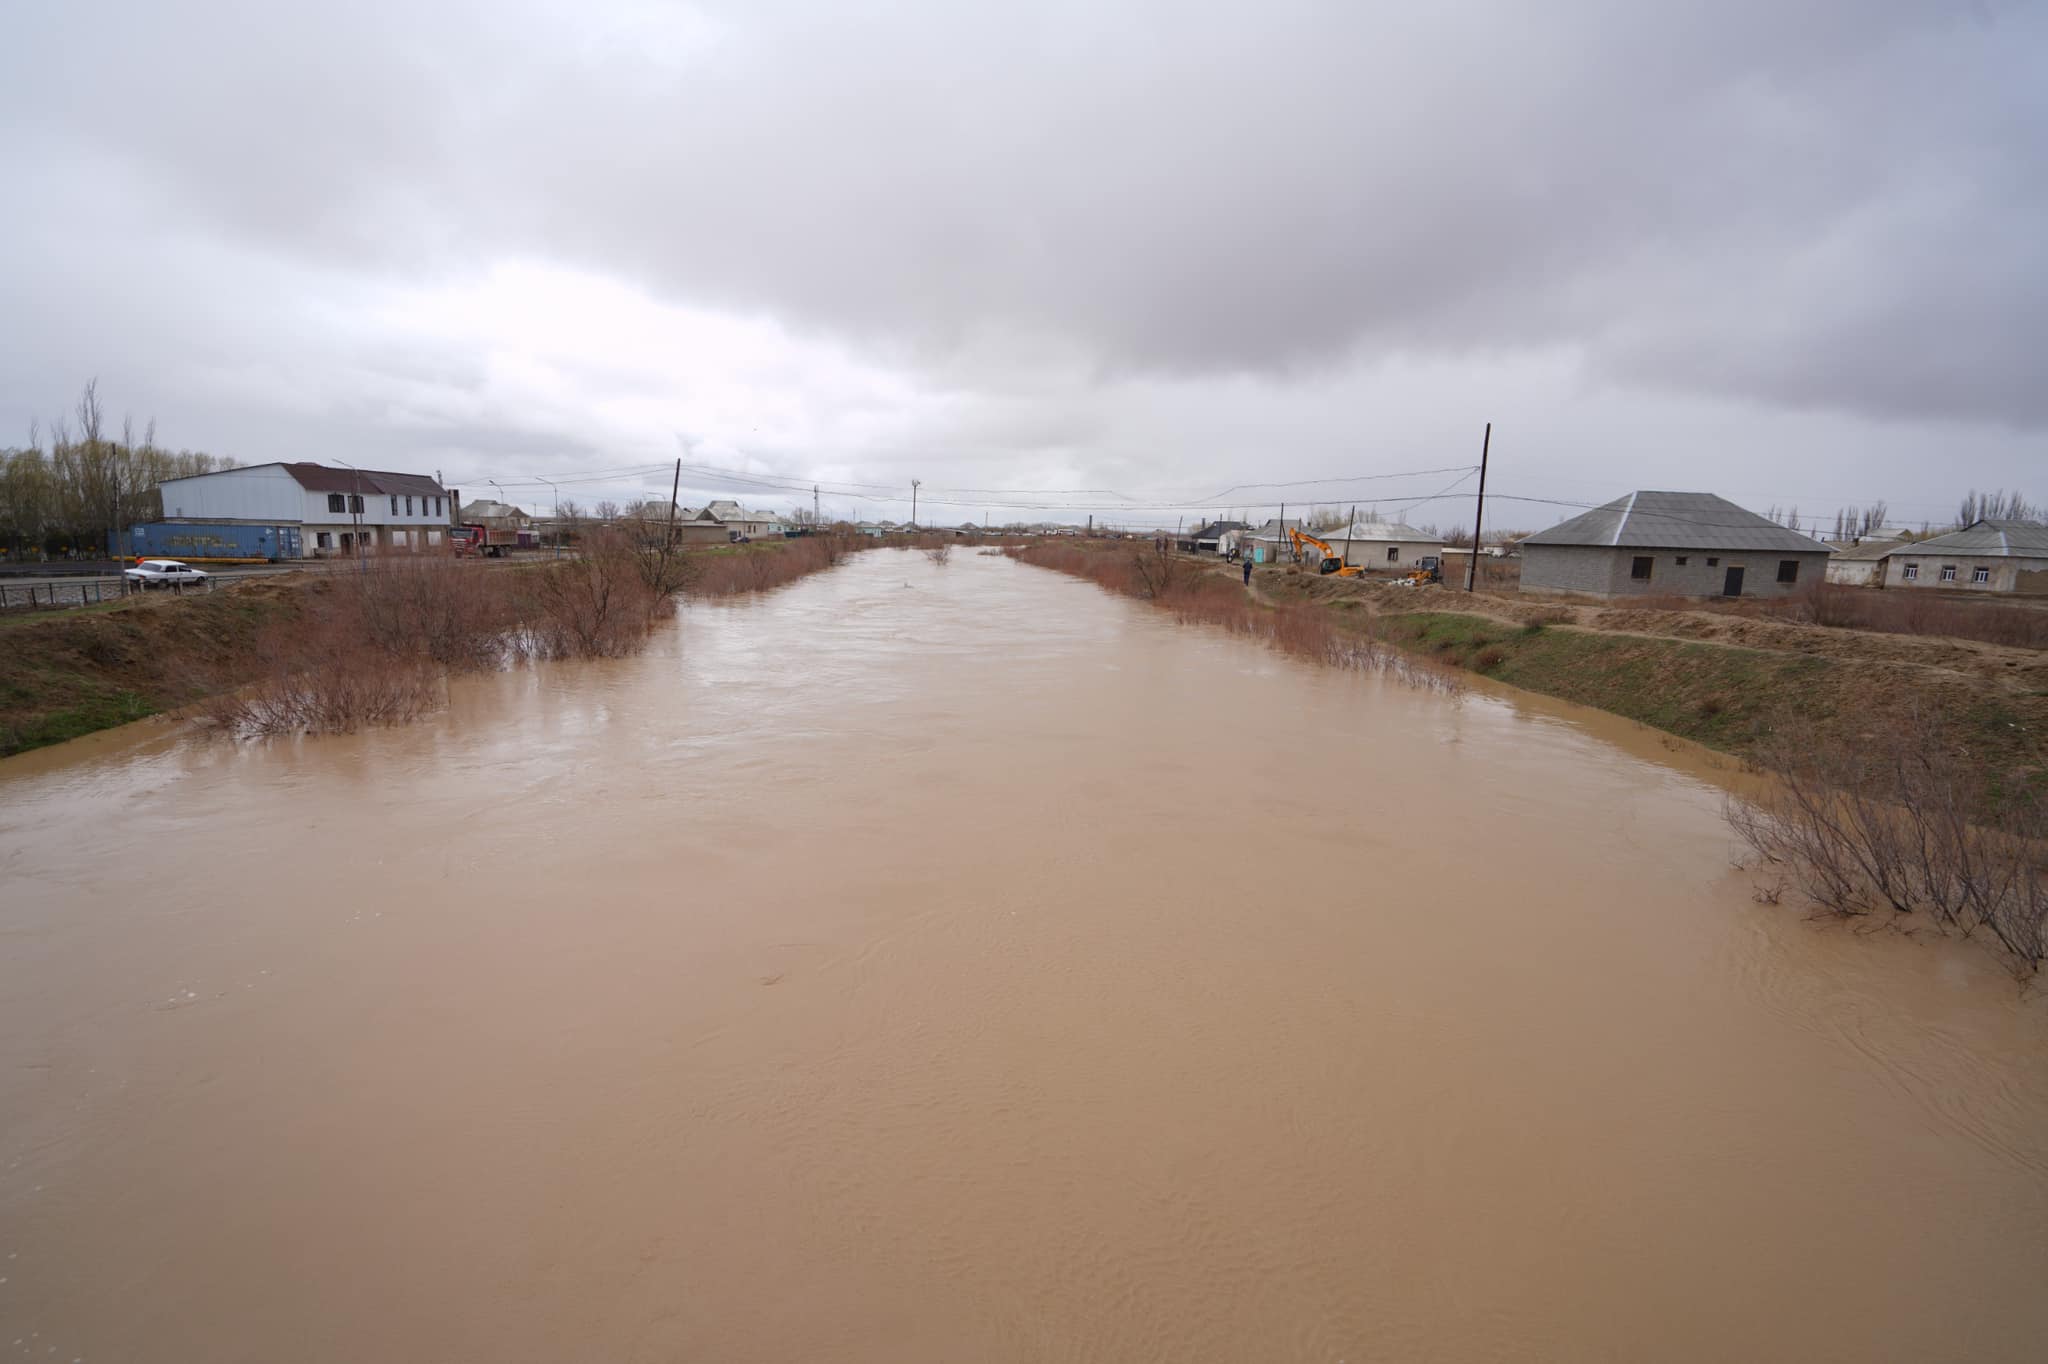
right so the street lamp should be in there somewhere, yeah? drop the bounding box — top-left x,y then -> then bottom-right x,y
538,477 -> 560,557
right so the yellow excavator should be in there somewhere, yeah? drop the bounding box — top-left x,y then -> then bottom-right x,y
1288,527 -> 1364,577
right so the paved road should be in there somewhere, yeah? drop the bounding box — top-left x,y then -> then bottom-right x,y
0,563 -> 307,609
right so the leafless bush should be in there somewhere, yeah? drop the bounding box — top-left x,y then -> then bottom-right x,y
197,616 -> 444,735
336,555 -> 521,669
1772,582 -> 2048,649
682,534 -> 856,597
1727,706 -> 2048,977
522,528 -> 667,658
924,542 -> 952,566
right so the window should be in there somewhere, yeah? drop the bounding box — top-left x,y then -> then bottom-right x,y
327,493 -> 346,513
1940,565 -> 1957,582
1386,546 -> 1398,561
1706,557 -> 1719,567
316,532 -> 333,548
1971,566 -> 1989,584
434,496 -> 443,516
1902,562 -> 1919,581
1776,560 -> 1799,584
1631,556 -> 1653,581
406,496 -> 415,516
348,494 -> 364,513
390,495 -> 399,515
1675,556 -> 1688,566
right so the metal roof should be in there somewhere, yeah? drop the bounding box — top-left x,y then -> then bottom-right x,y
1323,519 -> 1431,542
1521,491 -> 1829,552
1878,519 -> 2048,559
281,462 -> 447,497
1829,537 -> 1909,562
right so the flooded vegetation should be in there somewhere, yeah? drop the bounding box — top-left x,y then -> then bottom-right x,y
1011,539 -> 1461,692
4,548 -> 2047,1362
1727,706 -> 2048,977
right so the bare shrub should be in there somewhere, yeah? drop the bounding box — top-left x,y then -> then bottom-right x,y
337,555 -> 521,669
1727,706 -> 2048,978
924,542 -> 952,566
683,534 -> 855,597
1775,582 -> 2048,649
523,528 -> 666,658
197,610 -> 444,735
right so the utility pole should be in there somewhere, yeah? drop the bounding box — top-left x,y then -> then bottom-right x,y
813,483 -> 820,527
910,478 -> 921,529
337,457 -> 366,572
1279,502 -> 1286,562
666,458 -> 681,550
1344,504 -> 1356,571
1466,422 -> 1491,593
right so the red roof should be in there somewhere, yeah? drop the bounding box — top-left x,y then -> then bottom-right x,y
282,462 -> 447,498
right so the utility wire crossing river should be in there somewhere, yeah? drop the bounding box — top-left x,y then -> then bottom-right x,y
2,548 -> 2045,1362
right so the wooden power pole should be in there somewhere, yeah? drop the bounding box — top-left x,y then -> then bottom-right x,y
666,458 -> 681,549
1466,423 -> 1491,592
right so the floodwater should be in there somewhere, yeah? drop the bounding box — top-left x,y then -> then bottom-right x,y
3,548 -> 2045,1363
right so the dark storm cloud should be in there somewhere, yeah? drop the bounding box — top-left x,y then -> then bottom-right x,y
1,0 -> 2042,523
9,0 -> 2038,426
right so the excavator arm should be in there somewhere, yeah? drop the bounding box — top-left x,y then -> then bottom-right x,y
1288,527 -> 1363,577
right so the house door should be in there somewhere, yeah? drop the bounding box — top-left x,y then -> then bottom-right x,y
1722,565 -> 1745,597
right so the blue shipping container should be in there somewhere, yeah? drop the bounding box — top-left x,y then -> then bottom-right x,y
113,523 -> 303,562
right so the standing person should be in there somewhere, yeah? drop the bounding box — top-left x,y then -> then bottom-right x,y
1242,555 -> 1253,587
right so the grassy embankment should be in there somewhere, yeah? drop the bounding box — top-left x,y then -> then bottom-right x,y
0,535 -> 863,757
1020,540 -> 2047,784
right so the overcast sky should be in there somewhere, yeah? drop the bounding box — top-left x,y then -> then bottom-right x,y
2,0 -> 2041,530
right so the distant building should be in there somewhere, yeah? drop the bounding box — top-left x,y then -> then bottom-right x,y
459,499 -> 533,531
1314,519 -> 1442,572
1179,519 -> 1247,554
1519,491 -> 1829,599
1242,519 -> 1309,564
704,500 -> 789,538
1878,520 -> 2048,594
1823,536 -> 1905,587
158,462 -> 455,557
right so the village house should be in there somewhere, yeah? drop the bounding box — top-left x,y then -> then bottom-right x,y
459,499 -> 533,533
703,500 -> 790,538
1823,536 -> 1905,587
1878,520 -> 2048,594
1178,520 -> 1248,555
1241,519 -> 1311,564
1519,491 -> 1829,599
1313,518 -> 1442,572
157,462 -> 456,557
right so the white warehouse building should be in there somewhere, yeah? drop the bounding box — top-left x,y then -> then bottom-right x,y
157,462 -> 458,557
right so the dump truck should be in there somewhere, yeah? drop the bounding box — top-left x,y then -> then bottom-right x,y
449,523 -> 535,558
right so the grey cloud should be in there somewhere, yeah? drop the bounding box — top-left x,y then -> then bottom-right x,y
0,0 -> 2042,517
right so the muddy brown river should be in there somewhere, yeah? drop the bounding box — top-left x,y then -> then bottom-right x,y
3,548 -> 2045,1362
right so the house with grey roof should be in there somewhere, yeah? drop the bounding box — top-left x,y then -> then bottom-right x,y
1519,491 -> 1830,599
1315,518 -> 1442,572
1823,536 -> 1906,587
1877,520 -> 2048,594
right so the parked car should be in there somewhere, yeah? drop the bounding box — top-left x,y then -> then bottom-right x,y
124,558 -> 211,588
